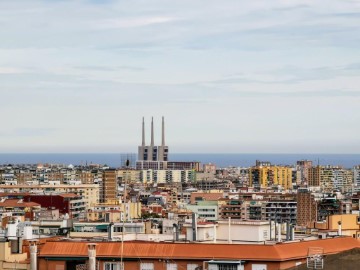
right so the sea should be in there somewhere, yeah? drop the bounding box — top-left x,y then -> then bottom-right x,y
0,153 -> 359,168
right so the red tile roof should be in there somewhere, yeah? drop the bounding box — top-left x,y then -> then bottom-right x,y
0,199 -> 40,207
39,237 -> 360,261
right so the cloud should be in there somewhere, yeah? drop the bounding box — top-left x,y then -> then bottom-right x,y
73,65 -> 145,71
93,16 -> 178,29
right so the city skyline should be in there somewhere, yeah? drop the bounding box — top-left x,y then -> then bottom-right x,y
1,0 -> 360,153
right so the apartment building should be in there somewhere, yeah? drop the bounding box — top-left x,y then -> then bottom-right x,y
220,199 -> 242,219
0,184 -> 99,209
264,201 -> 297,224
0,199 -> 41,222
139,169 -> 195,184
249,165 -> 292,190
354,165 -> 360,191
295,160 -> 313,186
296,189 -> 317,227
309,166 -> 353,192
186,201 -> 219,221
101,169 -> 117,204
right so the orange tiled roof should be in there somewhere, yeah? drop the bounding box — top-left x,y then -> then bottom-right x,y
0,199 -> 40,207
39,237 -> 360,261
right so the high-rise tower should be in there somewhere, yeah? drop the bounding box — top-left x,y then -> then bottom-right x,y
138,117 -> 168,161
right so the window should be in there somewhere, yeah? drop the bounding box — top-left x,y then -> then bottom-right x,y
140,263 -> 154,270
167,263 -> 178,270
251,264 -> 267,270
218,265 -> 237,270
104,262 -> 123,270
187,264 -> 199,270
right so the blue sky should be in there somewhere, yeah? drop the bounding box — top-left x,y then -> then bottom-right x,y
0,0 -> 360,153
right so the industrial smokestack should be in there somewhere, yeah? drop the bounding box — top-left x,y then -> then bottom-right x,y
29,240 -> 37,270
142,117 -> 145,146
151,117 -> 154,147
87,243 -> 97,270
162,116 -> 165,147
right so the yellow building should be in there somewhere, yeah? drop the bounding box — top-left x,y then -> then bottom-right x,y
249,166 -> 292,189
315,214 -> 360,238
87,202 -> 141,222
117,169 -> 140,183
0,241 -> 29,270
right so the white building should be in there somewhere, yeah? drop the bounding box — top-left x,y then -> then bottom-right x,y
140,169 -> 195,184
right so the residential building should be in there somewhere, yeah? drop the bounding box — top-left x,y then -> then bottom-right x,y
249,165 -> 292,190
186,201 -> 219,221
264,201 -> 297,224
296,189 -> 317,227
101,169 -> 117,204
309,166 -> 353,192
0,184 -> 99,209
296,160 -> 312,186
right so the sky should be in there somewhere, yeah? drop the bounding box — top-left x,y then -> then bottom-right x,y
0,0 -> 360,153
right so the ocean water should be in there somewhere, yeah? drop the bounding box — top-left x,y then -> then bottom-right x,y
0,153 -> 359,168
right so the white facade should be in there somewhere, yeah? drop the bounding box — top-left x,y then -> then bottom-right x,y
354,166 -> 360,191
216,220 -> 270,242
140,169 -> 195,184
186,203 -> 219,221
185,223 -> 216,242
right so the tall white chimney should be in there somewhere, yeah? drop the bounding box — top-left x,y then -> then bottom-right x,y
142,117 -> 145,147
277,223 -> 282,242
338,221 -> 342,236
228,217 -> 232,244
29,240 -> 38,270
87,243 -> 97,270
151,117 -> 154,147
161,116 -> 165,147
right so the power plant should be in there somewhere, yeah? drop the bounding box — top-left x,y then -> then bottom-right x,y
138,116 -> 168,162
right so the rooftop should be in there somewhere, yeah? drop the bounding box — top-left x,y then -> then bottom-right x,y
39,237 -> 360,261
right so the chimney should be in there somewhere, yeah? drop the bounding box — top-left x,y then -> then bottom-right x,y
142,117 -> 145,146
29,240 -> 38,270
151,117 -> 154,147
213,223 -> 217,243
108,222 -> 114,240
173,223 -> 179,242
87,243 -> 97,270
290,225 -> 295,241
277,223 -> 282,242
228,217 -> 232,244
161,116 -> 165,147
286,222 -> 290,241
192,212 -> 197,241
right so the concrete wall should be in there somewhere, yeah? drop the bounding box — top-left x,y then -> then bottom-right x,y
217,222 -> 270,242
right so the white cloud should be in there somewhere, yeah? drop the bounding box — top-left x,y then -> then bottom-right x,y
94,16 -> 178,29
